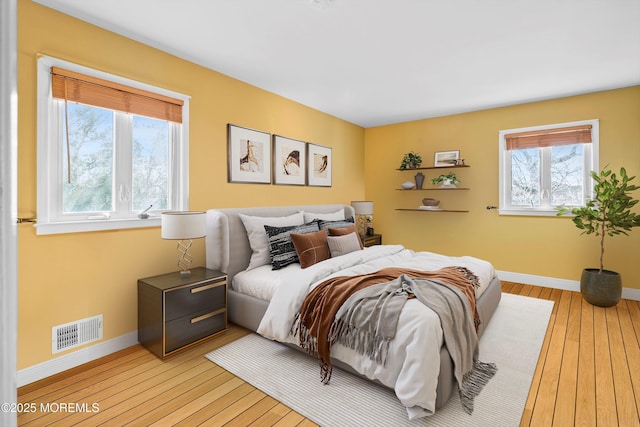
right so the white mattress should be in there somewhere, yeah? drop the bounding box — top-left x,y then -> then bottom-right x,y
232,245 -> 496,302
232,263 -> 301,301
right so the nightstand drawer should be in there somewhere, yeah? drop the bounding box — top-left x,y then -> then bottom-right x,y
362,234 -> 382,247
138,268 -> 227,358
165,309 -> 226,353
165,278 -> 226,321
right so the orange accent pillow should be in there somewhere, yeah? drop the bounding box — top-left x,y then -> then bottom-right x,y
328,225 -> 363,248
291,229 -> 331,269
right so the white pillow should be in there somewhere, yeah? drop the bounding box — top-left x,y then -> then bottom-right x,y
327,232 -> 363,258
303,209 -> 345,223
239,212 -> 304,270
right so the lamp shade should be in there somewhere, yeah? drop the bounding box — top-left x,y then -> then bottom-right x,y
351,201 -> 374,216
161,211 -> 206,240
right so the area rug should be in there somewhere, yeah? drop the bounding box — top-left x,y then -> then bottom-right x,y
206,293 -> 553,426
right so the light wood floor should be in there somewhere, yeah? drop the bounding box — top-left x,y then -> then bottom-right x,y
17,283 -> 640,426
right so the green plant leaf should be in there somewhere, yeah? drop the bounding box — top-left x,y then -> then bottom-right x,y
566,165 -> 640,271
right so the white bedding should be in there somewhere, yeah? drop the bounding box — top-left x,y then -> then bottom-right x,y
234,244 -> 495,301
248,245 -> 496,419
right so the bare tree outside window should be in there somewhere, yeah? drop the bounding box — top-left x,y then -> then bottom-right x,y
62,103 -> 114,213
61,102 -> 171,214
511,148 -> 540,207
550,145 -> 584,206
132,116 -> 169,211
511,144 -> 585,209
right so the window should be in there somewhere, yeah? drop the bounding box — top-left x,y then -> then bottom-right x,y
37,56 -> 190,234
498,119 -> 599,216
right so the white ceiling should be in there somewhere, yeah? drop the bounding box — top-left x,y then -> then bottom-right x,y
34,0 -> 640,128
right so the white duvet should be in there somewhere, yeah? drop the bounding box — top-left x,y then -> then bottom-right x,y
252,245 -> 497,419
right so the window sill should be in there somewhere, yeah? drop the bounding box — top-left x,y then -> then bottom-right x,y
34,216 -> 161,235
498,208 -> 564,217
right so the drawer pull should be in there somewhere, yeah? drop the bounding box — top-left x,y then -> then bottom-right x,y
191,309 -> 224,324
191,282 -> 222,294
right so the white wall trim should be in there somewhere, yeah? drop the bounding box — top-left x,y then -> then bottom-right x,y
497,270 -> 640,301
0,0 -> 18,425
622,287 -> 640,302
17,332 -> 138,387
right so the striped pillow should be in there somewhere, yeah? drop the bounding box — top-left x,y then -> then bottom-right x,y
318,216 -> 354,231
264,221 -> 320,270
327,232 -> 363,257
328,224 -> 363,248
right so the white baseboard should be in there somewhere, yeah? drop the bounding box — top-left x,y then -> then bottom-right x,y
497,270 -> 640,301
17,331 -> 139,387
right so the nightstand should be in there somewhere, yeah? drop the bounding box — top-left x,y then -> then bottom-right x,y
362,234 -> 382,247
138,267 -> 227,359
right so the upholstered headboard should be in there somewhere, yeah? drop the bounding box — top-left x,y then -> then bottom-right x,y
205,204 -> 355,285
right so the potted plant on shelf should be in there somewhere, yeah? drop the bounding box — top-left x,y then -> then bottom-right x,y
399,151 -> 422,170
431,172 -> 460,188
556,166 -> 640,307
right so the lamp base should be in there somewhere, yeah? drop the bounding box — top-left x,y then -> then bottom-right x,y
355,215 -> 367,236
176,239 -> 194,278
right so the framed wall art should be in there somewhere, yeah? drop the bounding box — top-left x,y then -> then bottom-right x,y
307,143 -> 332,187
227,124 -> 271,184
434,150 -> 460,167
273,135 -> 307,185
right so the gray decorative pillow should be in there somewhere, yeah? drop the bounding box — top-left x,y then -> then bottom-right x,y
265,221 -> 320,270
327,232 -> 363,257
318,216 -> 355,231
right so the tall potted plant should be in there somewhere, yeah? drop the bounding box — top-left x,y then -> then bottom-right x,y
557,166 -> 640,307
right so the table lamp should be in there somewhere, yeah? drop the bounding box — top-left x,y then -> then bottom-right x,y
161,211 -> 206,278
351,201 -> 374,237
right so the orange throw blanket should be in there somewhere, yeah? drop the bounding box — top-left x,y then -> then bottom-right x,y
291,266 -> 480,383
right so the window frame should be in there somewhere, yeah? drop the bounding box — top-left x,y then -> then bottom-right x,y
498,119 -> 599,216
36,56 -> 190,235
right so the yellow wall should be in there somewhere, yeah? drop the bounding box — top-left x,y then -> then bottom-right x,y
365,86 -> 640,290
17,0 -> 640,373
17,0 -> 364,369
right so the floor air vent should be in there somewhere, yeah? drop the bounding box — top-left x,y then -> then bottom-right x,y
52,314 -> 103,354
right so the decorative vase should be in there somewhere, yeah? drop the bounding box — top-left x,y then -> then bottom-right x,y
414,172 -> 425,189
401,181 -> 416,190
580,268 -> 622,307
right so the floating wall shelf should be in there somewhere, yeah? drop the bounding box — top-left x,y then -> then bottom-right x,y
396,164 -> 471,212
395,209 -> 469,213
396,187 -> 470,191
396,165 -> 470,171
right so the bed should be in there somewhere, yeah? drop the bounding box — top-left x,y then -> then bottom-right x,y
205,204 -> 501,419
